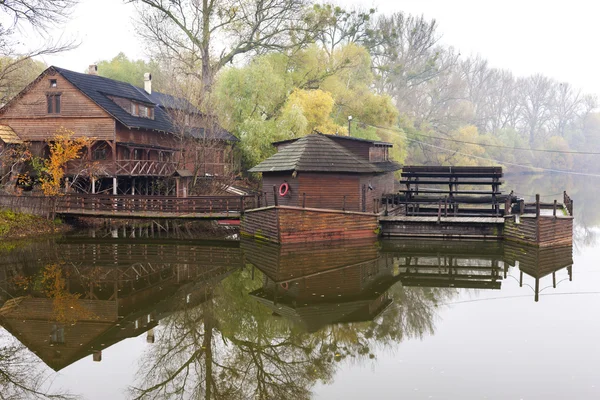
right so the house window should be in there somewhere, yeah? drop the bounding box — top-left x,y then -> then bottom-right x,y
131,103 -> 138,116
47,94 -> 61,114
51,324 -> 65,344
134,149 -> 144,160
140,105 -> 148,118
50,79 -> 57,88
93,143 -> 108,160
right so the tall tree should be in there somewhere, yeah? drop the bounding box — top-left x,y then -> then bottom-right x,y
96,52 -> 167,91
131,0 -> 319,94
0,0 -> 77,105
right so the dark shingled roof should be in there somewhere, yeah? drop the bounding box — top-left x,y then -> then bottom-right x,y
249,134 -> 390,173
52,67 -> 237,141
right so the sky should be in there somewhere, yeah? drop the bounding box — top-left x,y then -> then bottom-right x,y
20,0 -> 600,96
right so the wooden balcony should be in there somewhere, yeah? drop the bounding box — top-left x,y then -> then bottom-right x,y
115,160 -> 177,177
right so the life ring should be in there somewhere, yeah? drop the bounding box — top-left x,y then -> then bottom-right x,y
280,282 -> 289,290
279,182 -> 289,197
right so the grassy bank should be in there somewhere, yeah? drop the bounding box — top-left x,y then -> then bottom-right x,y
0,209 -> 67,241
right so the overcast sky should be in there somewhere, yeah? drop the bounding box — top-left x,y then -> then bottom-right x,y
27,0 -> 600,96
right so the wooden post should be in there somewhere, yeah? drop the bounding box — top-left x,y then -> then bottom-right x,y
535,194 -> 540,218
240,196 -> 245,216
273,185 -> 278,206
519,200 -> 525,215
553,199 -> 557,217
437,200 -> 441,224
444,196 -> 447,217
132,178 -> 136,195
113,177 -> 118,195
343,195 -> 346,211
302,192 -> 306,208
264,192 -> 268,207
385,195 -> 389,216
91,177 -> 96,194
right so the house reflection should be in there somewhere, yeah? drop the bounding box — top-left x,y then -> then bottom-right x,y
0,238 -> 242,371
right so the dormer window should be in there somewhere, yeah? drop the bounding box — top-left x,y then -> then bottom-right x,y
129,101 -> 154,119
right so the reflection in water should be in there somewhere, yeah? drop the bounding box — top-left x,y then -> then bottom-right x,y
0,234 -> 575,399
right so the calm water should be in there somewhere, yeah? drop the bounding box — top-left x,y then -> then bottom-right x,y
0,174 -> 598,399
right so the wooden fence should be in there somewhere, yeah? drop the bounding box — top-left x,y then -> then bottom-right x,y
0,194 -> 258,219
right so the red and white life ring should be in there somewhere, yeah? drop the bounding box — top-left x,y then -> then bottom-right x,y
279,182 -> 289,197
280,282 -> 289,290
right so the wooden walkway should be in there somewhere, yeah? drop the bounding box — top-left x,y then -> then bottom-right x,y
0,194 -> 257,220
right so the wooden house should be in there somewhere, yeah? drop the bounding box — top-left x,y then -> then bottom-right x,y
249,133 -> 400,213
241,134 -> 400,243
0,65 -> 238,196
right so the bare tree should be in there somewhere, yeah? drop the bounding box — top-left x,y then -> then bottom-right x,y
0,0 -> 78,105
131,0 -> 318,94
0,331 -> 77,399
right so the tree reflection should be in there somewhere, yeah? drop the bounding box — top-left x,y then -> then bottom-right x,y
130,267 -> 454,399
0,330 -> 76,400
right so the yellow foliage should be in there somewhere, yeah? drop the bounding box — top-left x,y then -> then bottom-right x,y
41,263 -> 96,324
282,89 -> 345,135
40,128 -> 91,196
435,125 -> 486,166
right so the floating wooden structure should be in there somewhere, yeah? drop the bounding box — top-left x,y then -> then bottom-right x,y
242,133 -> 401,243
380,166 -> 574,246
241,205 -> 379,243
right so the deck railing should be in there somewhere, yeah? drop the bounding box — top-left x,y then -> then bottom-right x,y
55,194 -> 257,216
115,160 -> 178,176
0,194 -> 257,218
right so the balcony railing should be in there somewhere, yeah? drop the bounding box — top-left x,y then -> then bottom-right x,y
115,160 -> 177,176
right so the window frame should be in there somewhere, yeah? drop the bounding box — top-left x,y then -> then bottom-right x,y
46,93 -> 62,114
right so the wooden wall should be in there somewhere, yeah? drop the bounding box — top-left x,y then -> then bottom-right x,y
328,137 -> 371,159
262,172 -> 362,211
241,206 -> 379,244
360,172 -> 395,212
0,72 -> 115,141
116,124 -> 178,149
504,215 -> 573,247
240,207 -> 281,242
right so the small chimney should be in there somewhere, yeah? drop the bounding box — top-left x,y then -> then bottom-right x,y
144,72 -> 152,94
88,64 -> 98,76
93,350 -> 102,362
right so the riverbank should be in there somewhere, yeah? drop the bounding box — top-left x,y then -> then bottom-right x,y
0,209 -> 69,241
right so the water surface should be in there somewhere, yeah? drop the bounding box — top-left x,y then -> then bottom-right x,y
0,174 -> 597,399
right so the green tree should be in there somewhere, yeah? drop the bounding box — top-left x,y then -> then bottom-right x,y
96,52 -> 166,91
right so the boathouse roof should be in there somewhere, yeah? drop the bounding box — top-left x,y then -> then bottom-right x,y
249,134 -> 398,174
